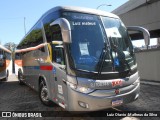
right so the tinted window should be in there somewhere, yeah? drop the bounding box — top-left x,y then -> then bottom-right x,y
15,53 -> 21,60
17,22 -> 43,49
42,12 -> 60,43
52,44 -> 65,65
62,12 -> 105,71
50,25 -> 62,41
30,23 -> 43,47
5,52 -> 11,60
0,49 -> 4,59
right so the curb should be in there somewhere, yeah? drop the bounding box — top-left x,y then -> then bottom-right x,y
140,81 -> 160,86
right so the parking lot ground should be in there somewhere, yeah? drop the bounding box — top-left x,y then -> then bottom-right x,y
0,74 -> 160,120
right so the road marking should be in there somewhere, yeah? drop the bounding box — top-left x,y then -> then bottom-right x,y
112,107 -> 123,112
120,117 -> 140,120
141,81 -> 160,86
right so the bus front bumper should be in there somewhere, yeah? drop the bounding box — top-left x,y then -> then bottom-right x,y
67,81 -> 140,111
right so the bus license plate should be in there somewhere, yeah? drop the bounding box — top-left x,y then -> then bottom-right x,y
112,98 -> 123,106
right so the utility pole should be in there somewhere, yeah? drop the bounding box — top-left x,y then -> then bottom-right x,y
97,4 -> 112,9
24,17 -> 26,35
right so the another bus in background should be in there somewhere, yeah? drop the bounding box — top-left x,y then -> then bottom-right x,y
0,45 -> 12,80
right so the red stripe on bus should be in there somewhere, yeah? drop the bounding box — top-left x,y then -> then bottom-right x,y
40,66 -> 53,71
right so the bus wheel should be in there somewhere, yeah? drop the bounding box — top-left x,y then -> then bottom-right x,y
4,71 -> 9,81
18,72 -> 24,85
39,81 -> 52,106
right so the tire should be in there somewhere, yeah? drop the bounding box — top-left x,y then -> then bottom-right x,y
39,80 -> 52,106
18,71 -> 24,85
3,71 -> 9,81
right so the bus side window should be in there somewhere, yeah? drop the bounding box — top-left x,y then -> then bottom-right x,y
52,47 -> 65,65
0,54 -> 3,59
50,24 -> 65,65
0,50 -> 4,59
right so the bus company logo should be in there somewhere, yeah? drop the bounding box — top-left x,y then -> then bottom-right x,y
2,112 -> 11,117
112,80 -> 122,87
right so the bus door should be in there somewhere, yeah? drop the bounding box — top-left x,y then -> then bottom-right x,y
52,44 -> 68,109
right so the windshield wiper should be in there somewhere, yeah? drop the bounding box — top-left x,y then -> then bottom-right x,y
97,47 -> 107,76
96,42 -> 114,76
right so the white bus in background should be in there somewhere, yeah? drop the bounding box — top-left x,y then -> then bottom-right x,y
16,6 -> 150,111
0,45 -> 12,81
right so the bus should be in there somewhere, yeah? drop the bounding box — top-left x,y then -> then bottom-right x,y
0,45 -> 12,81
16,6 -> 150,111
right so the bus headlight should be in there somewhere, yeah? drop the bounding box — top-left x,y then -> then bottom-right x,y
68,83 -> 94,94
76,86 -> 94,94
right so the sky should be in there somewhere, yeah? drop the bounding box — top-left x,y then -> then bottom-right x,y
0,0 -> 130,45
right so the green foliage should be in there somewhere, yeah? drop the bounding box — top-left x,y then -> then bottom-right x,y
18,22 -> 43,49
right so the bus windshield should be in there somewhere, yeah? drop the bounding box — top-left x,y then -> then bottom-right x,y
15,53 -> 21,60
0,50 -> 4,60
63,12 -> 135,72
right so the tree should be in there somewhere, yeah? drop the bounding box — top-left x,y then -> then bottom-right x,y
4,42 -> 17,52
4,42 -> 17,73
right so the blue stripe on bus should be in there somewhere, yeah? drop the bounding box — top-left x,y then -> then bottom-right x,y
23,66 -> 53,71
23,66 -> 40,70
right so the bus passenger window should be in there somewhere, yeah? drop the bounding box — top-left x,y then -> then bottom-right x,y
0,54 -> 3,59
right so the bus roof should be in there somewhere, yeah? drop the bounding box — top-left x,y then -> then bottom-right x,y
0,45 -> 11,53
17,6 -> 120,48
42,6 -> 119,19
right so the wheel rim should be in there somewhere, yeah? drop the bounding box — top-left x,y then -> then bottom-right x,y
41,86 -> 49,102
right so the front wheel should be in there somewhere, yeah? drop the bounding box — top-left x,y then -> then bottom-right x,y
39,81 -> 52,106
3,71 -> 9,81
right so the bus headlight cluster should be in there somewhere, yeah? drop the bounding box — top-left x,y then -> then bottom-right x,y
68,83 -> 94,94
76,86 -> 94,94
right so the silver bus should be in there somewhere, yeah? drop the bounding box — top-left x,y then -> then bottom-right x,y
0,45 -> 12,80
17,6 -> 150,111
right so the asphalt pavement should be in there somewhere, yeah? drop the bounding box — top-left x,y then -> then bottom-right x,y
0,74 -> 160,120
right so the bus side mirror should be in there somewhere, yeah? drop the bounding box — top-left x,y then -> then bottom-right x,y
127,26 -> 150,46
50,18 -> 72,43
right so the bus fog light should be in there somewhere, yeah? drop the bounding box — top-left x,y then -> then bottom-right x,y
78,101 -> 89,108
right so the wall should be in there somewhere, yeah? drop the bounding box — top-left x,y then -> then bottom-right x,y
112,0 -> 160,31
135,49 -> 160,81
